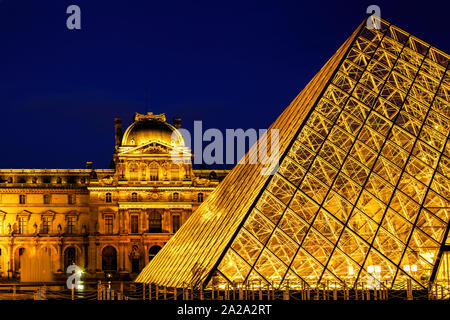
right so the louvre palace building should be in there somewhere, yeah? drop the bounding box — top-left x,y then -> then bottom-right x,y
0,111 -> 227,282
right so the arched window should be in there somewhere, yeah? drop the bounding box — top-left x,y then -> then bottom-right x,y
148,245 -> 161,262
197,193 -> 204,202
131,192 -> 138,202
102,246 -> 117,271
64,247 -> 77,271
148,211 -> 162,232
173,192 -> 179,201
19,195 -> 26,204
105,193 -> 112,203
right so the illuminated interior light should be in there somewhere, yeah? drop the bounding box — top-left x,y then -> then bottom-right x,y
348,266 -> 354,275
134,18 -> 450,289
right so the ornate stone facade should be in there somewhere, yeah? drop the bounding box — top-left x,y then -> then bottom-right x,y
0,112 -> 227,281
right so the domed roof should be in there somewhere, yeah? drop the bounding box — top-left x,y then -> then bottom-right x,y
121,112 -> 184,147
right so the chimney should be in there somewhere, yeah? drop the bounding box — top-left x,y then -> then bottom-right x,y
114,117 -> 123,147
173,117 -> 181,129
86,161 -> 93,169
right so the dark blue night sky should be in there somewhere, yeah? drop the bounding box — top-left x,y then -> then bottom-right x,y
0,0 -> 448,169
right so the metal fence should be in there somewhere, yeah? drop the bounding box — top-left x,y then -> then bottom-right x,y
0,280 -> 448,301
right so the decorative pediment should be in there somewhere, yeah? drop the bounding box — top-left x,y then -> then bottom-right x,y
16,210 -> 32,221
101,209 -> 116,219
101,175 -> 114,185
140,143 -> 171,154
65,210 -> 80,221
41,210 -> 56,220
120,140 -> 172,155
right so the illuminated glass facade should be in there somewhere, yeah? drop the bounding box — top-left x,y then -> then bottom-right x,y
136,16 -> 450,290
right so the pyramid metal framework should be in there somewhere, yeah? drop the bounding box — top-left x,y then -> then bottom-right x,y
136,16 -> 450,290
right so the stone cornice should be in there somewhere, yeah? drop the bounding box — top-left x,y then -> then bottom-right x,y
118,201 -> 192,209
88,186 -> 216,192
0,188 -> 89,193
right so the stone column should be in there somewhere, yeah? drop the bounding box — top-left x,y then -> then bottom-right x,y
122,244 -> 126,271
142,210 -> 147,233
83,243 -> 88,269
8,243 -> 13,278
58,242 -> 64,272
163,209 -> 170,233
122,209 -> 126,234
95,243 -> 101,272
144,245 -> 149,266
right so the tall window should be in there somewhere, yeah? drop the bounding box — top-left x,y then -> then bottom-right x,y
68,194 -> 76,205
148,211 -> 162,232
105,215 -> 113,234
130,164 -> 138,181
173,215 -> 181,233
171,166 -> 179,181
43,194 -> 51,204
106,193 -> 112,203
18,217 -> 27,234
131,192 -> 138,202
149,165 -> 158,181
42,217 -> 51,234
67,216 -> 76,234
19,194 -> 26,204
130,215 -> 139,234
173,192 -> 179,201
102,246 -> 117,271
198,193 -> 204,202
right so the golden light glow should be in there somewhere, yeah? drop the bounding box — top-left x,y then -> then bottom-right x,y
136,16 -> 450,291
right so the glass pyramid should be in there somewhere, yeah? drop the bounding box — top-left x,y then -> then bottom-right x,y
136,16 -> 450,290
